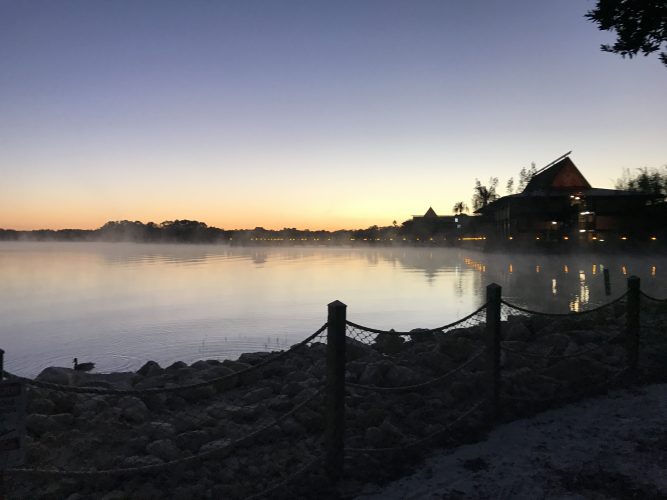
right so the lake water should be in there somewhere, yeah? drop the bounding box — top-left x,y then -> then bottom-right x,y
1,242 -> 665,376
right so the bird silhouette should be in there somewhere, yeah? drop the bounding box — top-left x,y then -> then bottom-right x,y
73,358 -> 95,372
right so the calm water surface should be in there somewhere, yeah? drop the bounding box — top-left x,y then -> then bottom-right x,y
1,242 -> 664,376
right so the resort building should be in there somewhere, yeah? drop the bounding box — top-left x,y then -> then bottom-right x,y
406,207 -> 468,242
475,153 -> 663,246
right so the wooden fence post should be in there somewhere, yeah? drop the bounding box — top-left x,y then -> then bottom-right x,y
485,283 -> 502,422
325,300 -> 346,484
626,276 -> 640,372
603,268 -> 611,296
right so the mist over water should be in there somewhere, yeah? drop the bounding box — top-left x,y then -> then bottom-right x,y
1,241 -> 664,377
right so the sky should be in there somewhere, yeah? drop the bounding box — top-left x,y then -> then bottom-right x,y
1,0 -> 666,231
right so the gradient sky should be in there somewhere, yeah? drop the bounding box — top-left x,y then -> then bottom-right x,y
1,0 -> 666,231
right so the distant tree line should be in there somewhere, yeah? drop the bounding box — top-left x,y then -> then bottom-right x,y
0,219 -> 418,244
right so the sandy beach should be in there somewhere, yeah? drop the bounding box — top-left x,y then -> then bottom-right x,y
356,383 -> 667,499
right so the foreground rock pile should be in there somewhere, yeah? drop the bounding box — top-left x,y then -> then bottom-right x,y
9,301 -> 667,499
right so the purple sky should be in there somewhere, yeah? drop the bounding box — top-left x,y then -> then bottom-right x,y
1,0 -> 665,230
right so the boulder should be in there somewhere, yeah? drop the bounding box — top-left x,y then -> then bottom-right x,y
374,333 -> 405,355
26,413 -> 73,436
118,396 -> 150,423
137,361 -> 163,377
175,430 -> 210,452
242,386 -> 273,404
36,367 -> 73,386
146,439 -> 181,462
504,321 -> 532,341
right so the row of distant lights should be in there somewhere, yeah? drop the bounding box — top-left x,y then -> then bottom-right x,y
508,235 -> 657,241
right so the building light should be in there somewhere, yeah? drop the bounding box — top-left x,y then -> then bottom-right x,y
551,221 -> 558,225
574,196 -> 580,200
620,236 -> 628,240
599,239 -> 605,242
536,265 -> 540,273
579,229 -> 586,233
564,265 -> 569,273
651,236 -> 657,240
652,266 -> 657,276
592,236 -> 597,240
563,236 -> 569,240
536,236 -> 540,240
508,236 -> 513,240
508,264 -> 513,273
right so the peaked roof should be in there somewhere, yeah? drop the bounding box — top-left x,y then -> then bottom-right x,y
424,207 -> 438,217
523,156 -> 591,193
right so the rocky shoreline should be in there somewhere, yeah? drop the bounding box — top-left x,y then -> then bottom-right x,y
8,300 -> 667,499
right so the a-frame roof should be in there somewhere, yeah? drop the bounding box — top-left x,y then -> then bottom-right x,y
424,206 -> 438,217
523,156 -> 591,193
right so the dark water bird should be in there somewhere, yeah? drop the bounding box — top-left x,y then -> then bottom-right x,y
73,358 -> 95,372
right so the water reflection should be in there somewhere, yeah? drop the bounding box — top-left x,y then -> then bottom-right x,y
1,241 -> 666,376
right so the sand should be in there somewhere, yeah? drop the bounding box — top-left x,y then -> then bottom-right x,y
356,383 -> 667,499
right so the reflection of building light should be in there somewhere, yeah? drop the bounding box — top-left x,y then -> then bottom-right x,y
579,271 -> 585,282
536,265 -> 540,273
622,265 -> 627,275
592,264 -> 597,275
552,278 -> 557,295
652,266 -> 657,276
509,264 -> 513,273
564,265 -> 569,273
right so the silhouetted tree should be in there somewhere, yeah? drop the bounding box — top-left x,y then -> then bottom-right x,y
616,166 -> 667,199
505,177 -> 515,195
517,162 -> 537,192
452,201 -> 469,215
586,0 -> 667,67
471,178 -> 499,211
